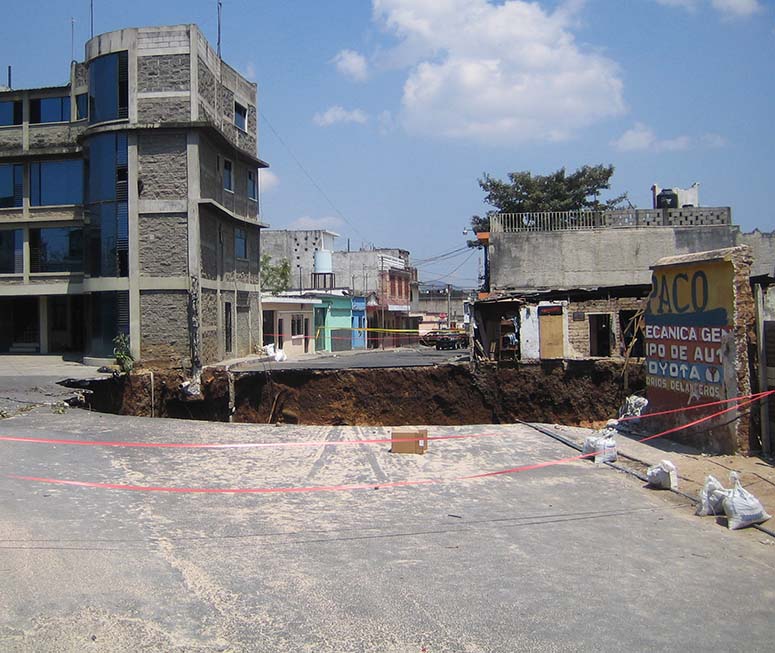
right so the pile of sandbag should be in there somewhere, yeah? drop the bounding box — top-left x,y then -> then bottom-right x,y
696,472 -> 771,530
582,419 -> 618,463
619,395 -> 648,419
647,460 -> 679,490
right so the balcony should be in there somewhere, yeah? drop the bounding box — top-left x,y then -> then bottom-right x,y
490,207 -> 732,233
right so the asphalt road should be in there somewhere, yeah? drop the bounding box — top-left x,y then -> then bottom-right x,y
2,409 -> 774,651
233,346 -> 468,371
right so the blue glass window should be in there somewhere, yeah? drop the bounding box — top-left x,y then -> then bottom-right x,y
0,100 -> 22,126
76,93 -> 88,120
247,170 -> 256,200
30,160 -> 84,206
0,164 -> 23,208
235,228 -> 247,259
30,227 -> 83,273
30,96 -> 71,123
89,291 -> 129,357
0,229 -> 23,273
85,132 -> 128,277
234,102 -> 247,131
88,52 -> 128,124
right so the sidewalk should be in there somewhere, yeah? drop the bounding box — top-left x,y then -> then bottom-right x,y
547,422 -> 775,523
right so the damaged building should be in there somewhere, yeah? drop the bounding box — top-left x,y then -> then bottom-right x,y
0,24 -> 268,368
473,200 -> 775,363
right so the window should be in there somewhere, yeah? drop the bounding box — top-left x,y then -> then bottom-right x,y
0,229 -> 23,273
223,159 -> 233,192
235,227 -> 247,259
225,303 -> 233,354
234,102 -> 247,131
291,314 -> 304,337
30,227 -> 83,273
89,51 -> 128,124
30,96 -> 71,124
85,133 -> 128,278
76,93 -> 88,120
0,100 -> 22,126
247,170 -> 256,200
30,160 -> 84,206
0,164 -> 23,208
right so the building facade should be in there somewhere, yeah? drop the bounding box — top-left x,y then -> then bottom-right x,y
0,24 -> 267,367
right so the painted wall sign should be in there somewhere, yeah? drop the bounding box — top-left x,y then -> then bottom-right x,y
644,261 -> 734,406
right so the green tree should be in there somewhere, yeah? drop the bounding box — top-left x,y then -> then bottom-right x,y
260,255 -> 291,294
468,164 -> 628,246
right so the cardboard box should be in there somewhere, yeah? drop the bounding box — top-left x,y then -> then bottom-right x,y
391,428 -> 428,455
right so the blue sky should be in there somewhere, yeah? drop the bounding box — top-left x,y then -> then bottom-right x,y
2,0 -> 773,287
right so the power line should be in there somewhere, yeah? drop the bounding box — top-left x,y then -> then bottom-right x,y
420,249 -> 477,285
259,110 -> 366,241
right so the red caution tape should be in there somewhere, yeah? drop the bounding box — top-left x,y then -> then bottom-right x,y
7,393 -> 767,495
0,431 -> 501,449
618,390 -> 774,422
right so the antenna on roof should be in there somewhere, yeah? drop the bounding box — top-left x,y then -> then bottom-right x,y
71,17 -> 76,61
217,0 -> 223,58
90,0 -> 94,38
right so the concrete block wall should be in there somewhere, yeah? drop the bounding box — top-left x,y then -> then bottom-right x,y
565,296 -> 643,359
139,290 -> 190,363
138,213 -> 188,276
138,132 -> 188,200
137,54 -> 190,93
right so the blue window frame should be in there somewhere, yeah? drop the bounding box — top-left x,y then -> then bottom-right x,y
76,93 -> 88,120
234,102 -> 247,131
235,227 -> 247,259
0,164 -> 23,208
0,100 -> 22,126
30,227 -> 83,273
30,160 -> 84,206
30,96 -> 71,123
89,52 -> 128,124
0,229 -> 23,273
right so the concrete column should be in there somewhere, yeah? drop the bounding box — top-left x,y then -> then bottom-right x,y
38,296 -> 48,354
186,131 -> 203,371
127,134 -> 141,360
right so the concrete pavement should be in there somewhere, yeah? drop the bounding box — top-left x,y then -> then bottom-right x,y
2,408 -> 775,651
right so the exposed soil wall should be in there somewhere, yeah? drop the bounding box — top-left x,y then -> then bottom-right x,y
66,360 -> 645,428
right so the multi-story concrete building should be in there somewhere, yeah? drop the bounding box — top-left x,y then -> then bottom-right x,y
0,24 -> 267,368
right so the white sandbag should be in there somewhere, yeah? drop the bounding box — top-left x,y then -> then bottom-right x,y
619,395 -> 648,419
722,473 -> 771,530
647,460 -> 678,490
274,348 -> 287,362
695,475 -> 730,516
582,425 -> 617,464
264,343 -> 275,356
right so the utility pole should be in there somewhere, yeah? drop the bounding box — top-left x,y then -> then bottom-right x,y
447,284 -> 451,328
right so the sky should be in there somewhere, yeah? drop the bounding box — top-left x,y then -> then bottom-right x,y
2,0 -> 773,288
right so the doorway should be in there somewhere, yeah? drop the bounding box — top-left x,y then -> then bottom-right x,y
589,313 -> 612,357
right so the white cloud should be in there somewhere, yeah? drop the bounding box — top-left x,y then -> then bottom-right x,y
370,0 -> 625,145
655,0 -> 699,10
711,0 -> 762,17
259,170 -> 279,193
332,49 -> 369,81
313,105 -> 369,127
288,216 -> 344,231
377,110 -> 395,134
245,62 -> 256,81
701,132 -> 728,148
612,123 -> 691,152
656,0 -> 762,16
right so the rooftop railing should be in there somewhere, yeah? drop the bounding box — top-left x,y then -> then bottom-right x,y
490,207 -> 731,233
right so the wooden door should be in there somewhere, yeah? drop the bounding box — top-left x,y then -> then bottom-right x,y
539,308 -> 564,359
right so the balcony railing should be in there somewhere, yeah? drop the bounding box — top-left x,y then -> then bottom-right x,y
490,207 -> 731,233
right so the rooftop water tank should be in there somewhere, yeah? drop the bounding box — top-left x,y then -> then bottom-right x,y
314,250 -> 333,274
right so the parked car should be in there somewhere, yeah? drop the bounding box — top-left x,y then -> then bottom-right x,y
423,329 -> 468,350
